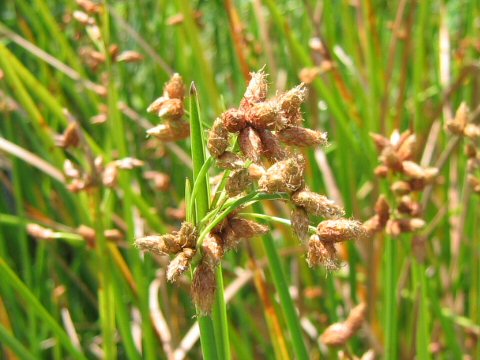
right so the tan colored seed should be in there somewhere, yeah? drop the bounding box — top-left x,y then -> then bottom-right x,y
116,51 -> 144,63
226,168 -> 252,197
317,219 -> 367,243
222,108 -> 246,133
248,163 -> 266,180
291,206 -> 310,243
207,117 -> 230,157
27,224 -> 55,240
277,126 -> 328,147
292,189 -> 345,219
391,181 -> 411,195
464,123 -> 480,140
320,303 -> 366,347
56,122 -> 80,148
165,73 -> 185,100
445,102 -> 469,135
191,261 -> 217,314
177,222 -> 197,249
375,195 -> 390,227
239,126 -> 263,163
144,171 -> 170,191
102,163 -> 118,188
277,84 -> 307,123
147,96 -> 167,113
167,248 -> 196,282
258,155 -> 305,193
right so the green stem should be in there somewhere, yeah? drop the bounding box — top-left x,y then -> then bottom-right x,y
253,204 -> 309,359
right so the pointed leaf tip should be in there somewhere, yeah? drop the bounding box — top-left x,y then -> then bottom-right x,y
190,82 -> 197,96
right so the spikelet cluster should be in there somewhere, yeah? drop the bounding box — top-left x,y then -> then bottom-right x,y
135,222 -> 198,282
366,129 -> 438,237
320,303 -> 367,347
146,73 -> 189,142
445,103 -> 480,196
205,69 -> 367,271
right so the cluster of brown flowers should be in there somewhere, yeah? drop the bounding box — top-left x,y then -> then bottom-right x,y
136,70 -> 368,313
365,129 -> 439,236
446,103 -> 480,195
71,1 -> 143,73
207,70 -> 366,270
146,74 -> 190,142
63,155 -> 143,192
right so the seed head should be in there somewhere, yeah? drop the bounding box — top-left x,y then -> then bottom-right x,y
239,126 -> 263,163
386,218 -> 425,236
320,303 -> 366,347
147,96 -> 167,113
464,123 -> 480,140
157,98 -> 184,120
277,126 -> 328,147
177,222 -> 197,248
226,168 -> 252,197
102,163 -> 118,188
245,102 -> 282,130
292,189 -> 345,219
222,108 -> 246,133
317,219 -> 367,243
307,234 -> 340,270
277,84 -> 307,123
167,248 -> 196,282
164,73 -> 186,100
116,51 -> 144,63
446,102 -> 469,135
207,117 -> 230,157
375,195 -> 390,227
291,206 -> 310,243
257,129 -> 287,162
222,217 -> 269,250
241,70 -> 268,108
391,181 -> 411,195
135,233 -> 182,255
144,171 -> 170,191
202,233 -> 224,268
248,163 -> 266,180
216,151 -> 245,170
56,122 -> 80,148
258,155 -> 305,193
147,121 -> 190,141
191,262 -> 217,314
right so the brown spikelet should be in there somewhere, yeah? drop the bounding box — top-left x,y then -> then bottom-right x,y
398,196 -> 421,216
370,132 -> 391,151
147,121 -> 190,141
345,303 -> 367,333
102,163 -> 118,188
291,206 -> 310,243
292,189 -> 345,219
222,108 -> 246,133
116,51 -> 144,63
468,175 -> 480,193
374,165 -> 389,177
144,171 -> 170,191
375,195 -> 390,227
277,84 -> 307,123
446,102 -> 469,135
216,151 -> 245,170
27,224 -> 55,240
167,248 -> 196,282
202,233 -> 224,267
177,222 -> 197,248
56,122 -> 80,148
320,303 -> 366,347
239,126 -> 263,163
248,163 -> 266,180
226,168 -> 252,197
317,219 -> 367,243
307,234 -> 340,270
391,181 -> 411,195
320,322 -> 352,347
257,129 -> 287,162
277,126 -> 328,147
380,147 -> 403,172
396,133 -> 416,161
157,98 -> 184,120
147,96 -> 167,113
207,117 -> 230,157
241,70 -> 268,108
245,102 -> 282,130
464,123 -> 480,139
362,216 -> 382,235
258,155 -> 305,193
401,161 -> 426,179
229,217 -> 269,239
386,218 -> 425,236
165,73 -> 185,100
192,261 -> 217,314
135,233 -> 182,256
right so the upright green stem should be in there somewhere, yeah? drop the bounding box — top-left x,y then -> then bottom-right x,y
190,83 -> 230,360
253,204 -> 309,359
